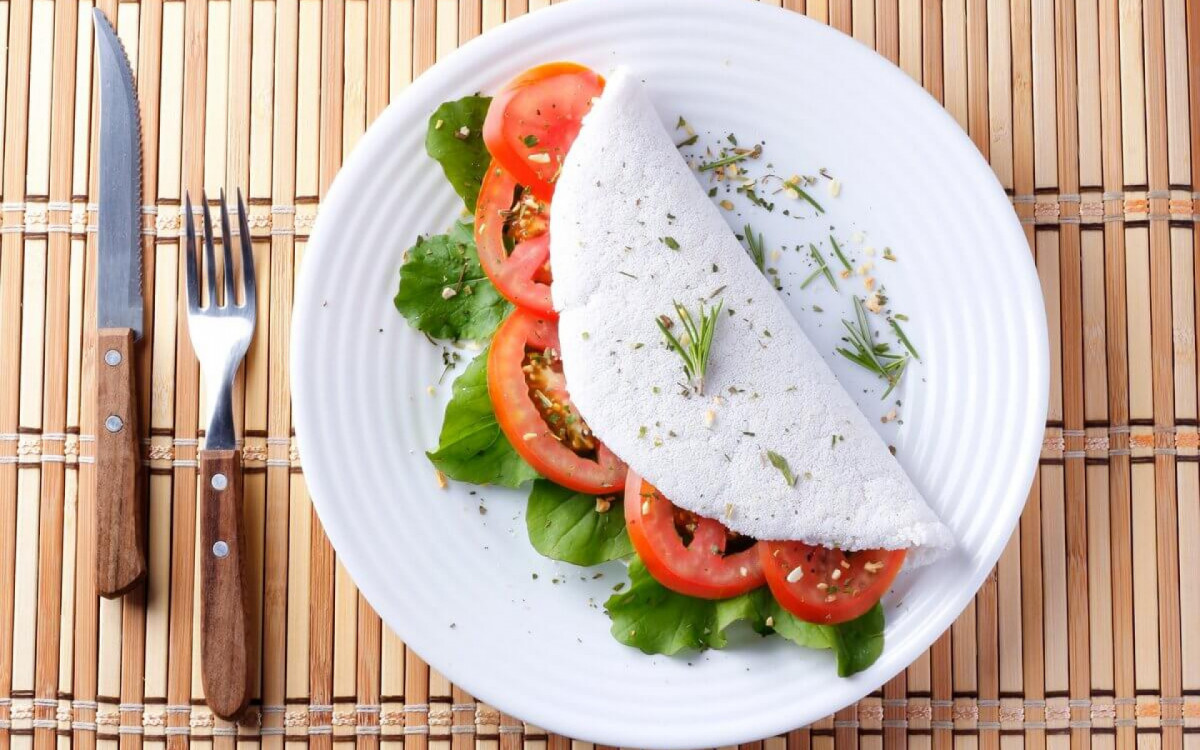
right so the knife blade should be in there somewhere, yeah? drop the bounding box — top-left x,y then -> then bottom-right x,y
93,8 -> 147,598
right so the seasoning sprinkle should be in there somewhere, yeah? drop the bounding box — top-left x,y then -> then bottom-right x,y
766,450 -> 798,487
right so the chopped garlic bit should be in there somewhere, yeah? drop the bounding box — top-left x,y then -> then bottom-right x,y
864,245 -> 876,256
441,286 -> 458,299
433,469 -> 448,489
831,568 -> 842,581
528,152 -> 552,164
522,432 -> 538,441
739,566 -> 748,577
864,277 -> 876,291
426,385 -> 436,396
783,187 -> 801,200
865,292 -> 885,313
641,499 -> 651,515
719,199 -> 735,210
786,566 -> 804,583
769,250 -> 782,263
434,119 -> 444,130
856,262 -> 874,276
851,231 -> 865,244
765,616 -> 775,628
881,409 -> 898,423
724,502 -> 734,520
595,497 -> 612,513
704,409 -> 716,428
864,560 -> 885,573
829,179 -> 842,197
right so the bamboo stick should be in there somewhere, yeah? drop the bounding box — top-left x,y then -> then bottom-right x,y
1141,3 -> 1183,747
1096,1 -> 1134,741
261,0 -> 295,746
942,0 -> 967,131
1051,5 -> 1092,749
72,0 -> 101,748
166,0 -> 209,744
33,1 -> 80,749
6,5 -> 40,739
310,2 -> 345,747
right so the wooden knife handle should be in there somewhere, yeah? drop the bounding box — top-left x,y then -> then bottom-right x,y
199,448 -> 252,721
96,327 -> 146,598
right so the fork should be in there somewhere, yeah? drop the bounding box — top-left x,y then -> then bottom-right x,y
185,189 -> 256,721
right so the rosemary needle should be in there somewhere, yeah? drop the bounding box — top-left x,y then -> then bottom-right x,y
657,299 -> 723,395
888,316 -> 921,360
829,234 -> 852,272
743,224 -> 766,272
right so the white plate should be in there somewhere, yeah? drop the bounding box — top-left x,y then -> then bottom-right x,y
292,1 -> 1048,746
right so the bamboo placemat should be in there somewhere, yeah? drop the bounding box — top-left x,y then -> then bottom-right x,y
0,0 -> 1197,747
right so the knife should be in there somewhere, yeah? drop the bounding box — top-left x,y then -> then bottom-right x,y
93,8 -> 147,598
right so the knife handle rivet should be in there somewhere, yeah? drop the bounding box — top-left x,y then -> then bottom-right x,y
104,415 -> 124,433
104,349 -> 122,367
210,473 -> 228,491
212,540 -> 229,558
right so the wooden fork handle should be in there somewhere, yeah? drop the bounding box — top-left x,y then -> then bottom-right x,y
200,448 -> 252,721
96,327 -> 146,598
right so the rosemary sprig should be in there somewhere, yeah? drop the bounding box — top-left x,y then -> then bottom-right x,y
698,144 -> 762,172
656,299 -> 724,394
800,244 -> 838,290
743,224 -> 765,271
836,296 -> 910,399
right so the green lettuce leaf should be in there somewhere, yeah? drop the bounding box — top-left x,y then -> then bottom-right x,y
427,350 -> 539,488
526,480 -> 633,566
604,558 -> 885,675
394,221 -> 511,342
426,96 -> 492,211
604,559 -> 774,655
825,602 -> 885,676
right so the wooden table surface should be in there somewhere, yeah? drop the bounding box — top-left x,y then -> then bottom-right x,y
0,0 -> 1197,748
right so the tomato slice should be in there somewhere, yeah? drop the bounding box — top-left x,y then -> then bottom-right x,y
624,472 -> 765,599
760,542 -> 906,625
482,62 -> 604,200
488,309 -> 626,494
474,162 -> 556,317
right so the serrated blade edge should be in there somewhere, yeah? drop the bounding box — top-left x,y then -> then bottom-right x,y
94,9 -> 144,337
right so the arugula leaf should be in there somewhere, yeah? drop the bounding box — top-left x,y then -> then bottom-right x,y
604,560 -> 886,676
526,480 -> 632,566
426,96 -> 492,211
826,602 -> 885,676
427,351 -> 539,488
394,221 -> 511,342
604,559 -> 774,654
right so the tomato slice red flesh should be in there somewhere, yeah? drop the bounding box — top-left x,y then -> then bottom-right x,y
482,62 -> 604,200
624,472 -> 765,599
760,541 -> 905,625
474,162 -> 555,317
487,309 -> 626,494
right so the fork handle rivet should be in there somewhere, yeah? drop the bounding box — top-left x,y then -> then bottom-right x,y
211,473 -> 228,491
104,415 -> 124,433
104,349 -> 122,366
212,541 -> 229,558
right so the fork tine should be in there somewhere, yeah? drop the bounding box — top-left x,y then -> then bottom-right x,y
219,189 -> 236,306
184,192 -> 200,314
201,191 -> 219,309
237,189 -> 256,315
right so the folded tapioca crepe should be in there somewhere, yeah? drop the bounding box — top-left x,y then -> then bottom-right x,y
550,68 -> 953,564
